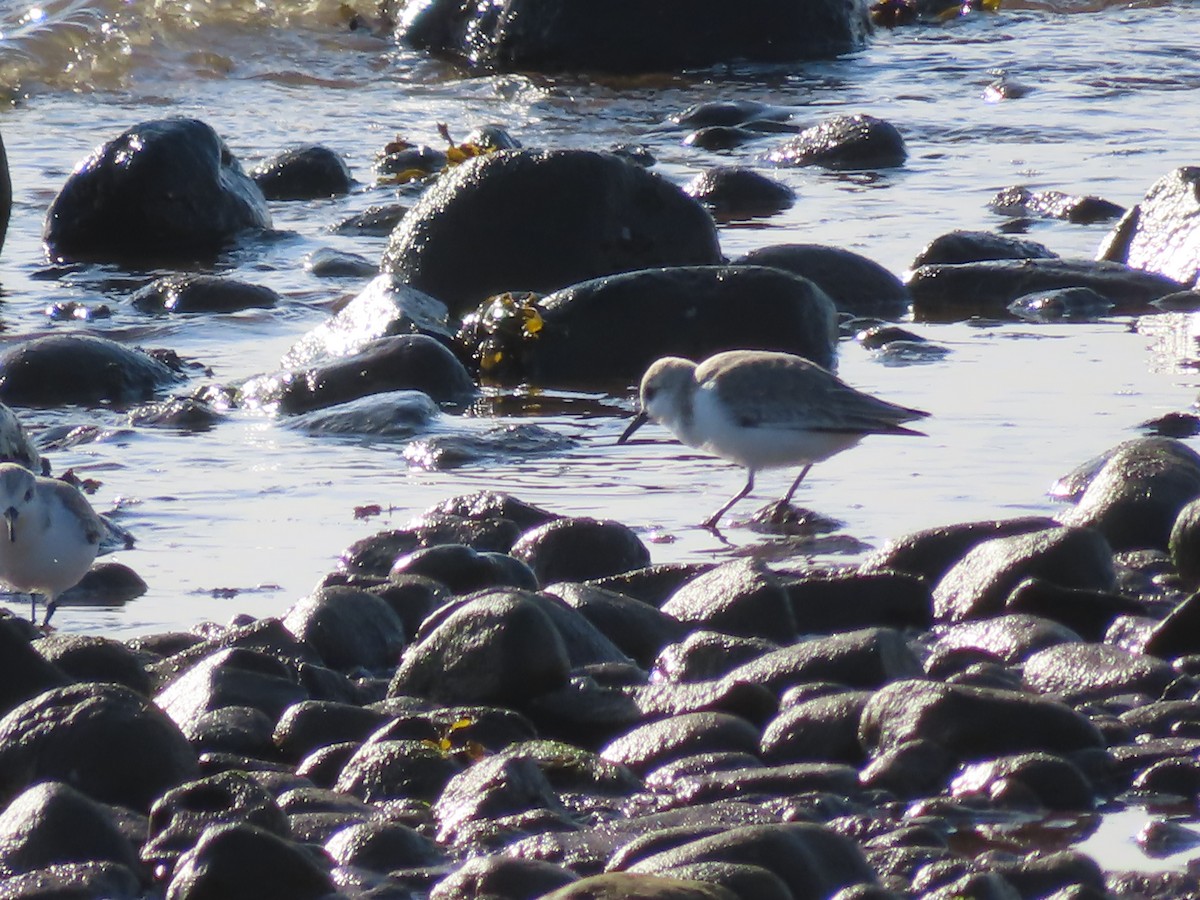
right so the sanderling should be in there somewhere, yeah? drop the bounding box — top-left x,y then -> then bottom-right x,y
0,402 -> 41,473
0,463 -> 105,625
618,349 -> 930,530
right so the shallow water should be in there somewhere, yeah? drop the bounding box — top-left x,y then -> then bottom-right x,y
3,0 -> 1200,876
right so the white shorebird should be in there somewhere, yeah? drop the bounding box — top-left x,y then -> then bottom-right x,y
0,463 -> 105,625
618,349 -> 930,530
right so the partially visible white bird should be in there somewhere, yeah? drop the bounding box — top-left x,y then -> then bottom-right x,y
0,462 -> 105,625
618,349 -> 930,530
0,402 -> 41,473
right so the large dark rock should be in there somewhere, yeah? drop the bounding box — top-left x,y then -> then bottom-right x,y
760,691 -> 872,764
0,617 -> 72,718
381,149 -> 722,316
238,334 -> 477,414
1021,643 -> 1177,703
907,257 -> 1184,320
131,274 -> 280,314
430,855 -> 578,900
724,627 -> 922,694
334,738 -> 463,803
1098,166 -> 1200,286
394,0 -> 870,74
282,585 -> 406,673
512,517 -> 651,585
783,571 -> 932,633
249,145 -> 353,200
432,753 -> 572,846
165,822 -> 333,900
154,647 -> 309,727
32,633 -> 151,695
761,114 -> 907,170
736,244 -> 911,317
391,544 -> 537,594
1058,437 -> 1200,552
600,712 -> 761,776
546,582 -> 690,669
0,334 -> 183,407
325,819 -> 445,872
660,559 -> 797,643
932,526 -> 1116,623
934,613 -> 1081,665
479,265 -> 838,386
0,682 -> 198,812
43,117 -> 271,262
910,230 -> 1058,268
627,823 -> 877,900
684,167 -> 795,223
859,679 -> 1105,761
389,591 -> 571,705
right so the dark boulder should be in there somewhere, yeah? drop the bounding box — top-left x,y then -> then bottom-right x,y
546,582 -> 690,669
249,145 -> 353,200
1169,496 -> 1200,587
951,753 -> 1096,810
1098,166 -> 1200,286
988,186 -> 1123,224
511,517 -> 651,585
1003,578 -> 1142,643
391,544 -> 538,593
859,679 -> 1105,761
910,230 -> 1057,268
0,617 -> 72,718
282,585 -> 406,673
684,167 -> 795,222
0,861 -> 142,899
760,691 -> 872,764
32,633 -> 150,695
600,712 -> 761,777
660,559 -> 796,643
724,627 -> 922,694
907,257 -> 1184,320
131,274 -> 280,314
0,682 -> 198,812
432,753 -> 572,847
165,822 -> 333,900
325,819 -> 444,872
334,738 -> 463,803
394,0 -> 870,74
1059,437 -> 1200,552
430,855 -> 578,900
180,706 -> 274,757
934,614 -> 1081,664
1007,286 -> 1114,322
783,570 -> 933,633
43,117 -> 270,263
381,149 -> 722,316
736,244 -> 911,317
1021,642 -> 1177,703
762,114 -> 906,170
154,647 -> 309,726
472,265 -> 838,386
931,526 -> 1116,623
238,334 -> 477,414
0,334 -> 183,407
272,700 -> 390,762
653,631 -> 778,683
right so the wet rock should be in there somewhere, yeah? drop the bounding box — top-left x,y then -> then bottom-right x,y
1171,496 -> 1200,588
155,647 -> 309,726
652,862 -> 792,900
546,582 -> 690,668
907,257 -> 1184,320
0,780 -> 141,876
1098,166 -> 1200,286
932,526 -> 1116,623
684,167 -> 795,222
325,819 -> 444,871
675,762 -> 862,804
988,186 -> 1123,224
935,614 -> 1081,664
1007,286 -> 1113,322
542,872 -> 738,899
631,680 -> 777,729
1144,592 -> 1200,659
910,230 -> 1058,267
165,822 -> 333,900
0,682 -> 198,812
131,274 -> 280,314
432,753 -> 572,846
760,691 -> 872,764
653,631 -> 779,683
762,114 -> 906,169
859,679 -> 1104,761
590,563 -> 715,609
249,145 -> 353,200
30,633 -> 147,695
303,246 -> 377,277
858,738 -> 956,799
861,516 -> 1058,586
1003,577 -> 1143,642
987,850 -> 1107,898
239,334 -> 477,414
282,585 -> 406,673
390,544 -> 538,593
660,560 -> 796,643
950,753 -> 1096,810
382,149 -> 722,316
335,739 -> 463,803
0,334 -> 183,407
601,712 -> 761,776
281,274 -> 454,369
783,571 -> 933,633
626,822 -> 877,899
128,397 -> 222,431
285,389 -> 440,437
403,422 -> 574,470
143,770 -> 288,872
470,264 -> 838,385
512,518 -> 651,585
922,871 -> 1020,900
180,706 -> 274,757
684,125 -> 763,151
0,861 -> 142,898
146,617 -> 321,688
430,856 -> 578,900
331,202 -> 408,236
272,700 -> 390,763
1022,642 -> 1177,702
1059,437 -> 1200,552
0,617 -> 72,717
429,491 -> 558,533
389,591 -> 570,705
395,0 -> 869,74
736,244 -> 911,317
725,627 -> 923,694
43,117 -> 270,263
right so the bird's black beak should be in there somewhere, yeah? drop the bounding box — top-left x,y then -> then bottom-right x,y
617,411 -> 648,445
4,508 -> 16,543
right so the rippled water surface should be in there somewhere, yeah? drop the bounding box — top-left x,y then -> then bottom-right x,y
1,0 -> 1199,649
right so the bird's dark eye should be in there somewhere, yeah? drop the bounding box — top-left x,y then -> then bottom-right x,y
644,387 -> 657,401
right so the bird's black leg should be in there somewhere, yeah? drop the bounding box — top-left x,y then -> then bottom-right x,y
703,470 -> 756,531
42,595 -> 57,629
28,592 -> 35,624
780,464 -> 814,506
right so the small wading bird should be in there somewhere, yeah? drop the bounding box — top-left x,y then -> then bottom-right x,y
0,462 -> 104,625
618,349 -> 930,530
